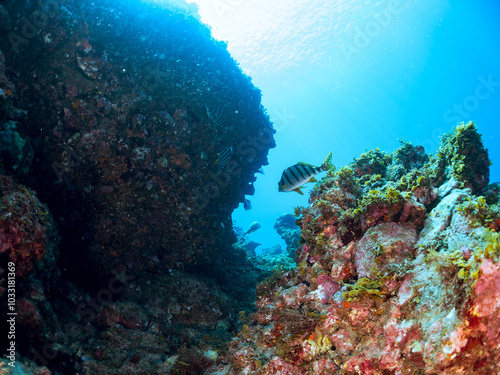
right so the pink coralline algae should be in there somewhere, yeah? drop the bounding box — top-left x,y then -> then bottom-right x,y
313,274 -> 340,304
214,124 -> 500,374
354,222 -> 417,279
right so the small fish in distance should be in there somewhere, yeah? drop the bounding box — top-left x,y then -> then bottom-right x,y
213,145 -> 233,170
244,221 -> 261,236
278,152 -> 333,195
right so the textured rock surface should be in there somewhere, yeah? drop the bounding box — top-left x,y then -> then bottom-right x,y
354,222 -> 417,279
0,175 -> 58,280
0,0 -> 274,283
215,125 -> 500,374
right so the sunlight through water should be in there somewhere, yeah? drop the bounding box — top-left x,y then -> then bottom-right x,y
149,0 -> 500,251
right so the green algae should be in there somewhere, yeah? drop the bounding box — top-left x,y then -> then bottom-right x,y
351,148 -> 392,179
342,277 -> 387,301
444,229 -> 500,286
422,204 -> 500,287
393,139 -> 429,171
304,332 -> 333,359
435,121 -> 490,192
455,196 -> 500,230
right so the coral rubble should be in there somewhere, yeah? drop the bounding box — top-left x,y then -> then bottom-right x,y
216,123 -> 500,374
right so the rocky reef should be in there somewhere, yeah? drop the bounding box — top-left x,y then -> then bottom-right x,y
274,213 -> 301,259
254,214 -> 299,271
1,0 -> 274,281
0,0 -> 273,373
233,223 -> 262,258
214,122 -> 500,374
0,175 -> 58,280
233,214 -> 299,272
1,0 -> 499,374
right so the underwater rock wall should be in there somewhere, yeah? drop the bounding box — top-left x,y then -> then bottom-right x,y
0,0 -> 274,279
215,122 -> 500,374
0,0 -> 274,373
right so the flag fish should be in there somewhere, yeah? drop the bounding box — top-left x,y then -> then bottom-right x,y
278,152 -> 333,195
206,104 -> 229,128
214,145 -> 233,170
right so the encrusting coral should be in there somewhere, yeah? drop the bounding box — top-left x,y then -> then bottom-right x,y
209,122 -> 500,374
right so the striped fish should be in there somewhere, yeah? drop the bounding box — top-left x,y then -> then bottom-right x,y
214,145 -> 233,170
206,104 -> 229,128
278,152 -> 333,195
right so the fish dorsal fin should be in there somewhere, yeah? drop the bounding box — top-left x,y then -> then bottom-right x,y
293,187 -> 304,195
298,161 -> 318,168
308,177 -> 317,183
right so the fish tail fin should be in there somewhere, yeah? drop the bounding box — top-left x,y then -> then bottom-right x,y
321,152 -> 333,171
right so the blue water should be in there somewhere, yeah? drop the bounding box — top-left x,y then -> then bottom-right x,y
191,0 -> 500,250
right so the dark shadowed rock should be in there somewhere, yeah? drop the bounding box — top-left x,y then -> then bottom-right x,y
0,1 -> 274,373
1,0 -> 275,284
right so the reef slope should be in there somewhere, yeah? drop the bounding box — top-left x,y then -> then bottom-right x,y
217,122 -> 500,375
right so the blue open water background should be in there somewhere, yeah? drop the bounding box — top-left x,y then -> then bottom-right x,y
188,0 -> 500,250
